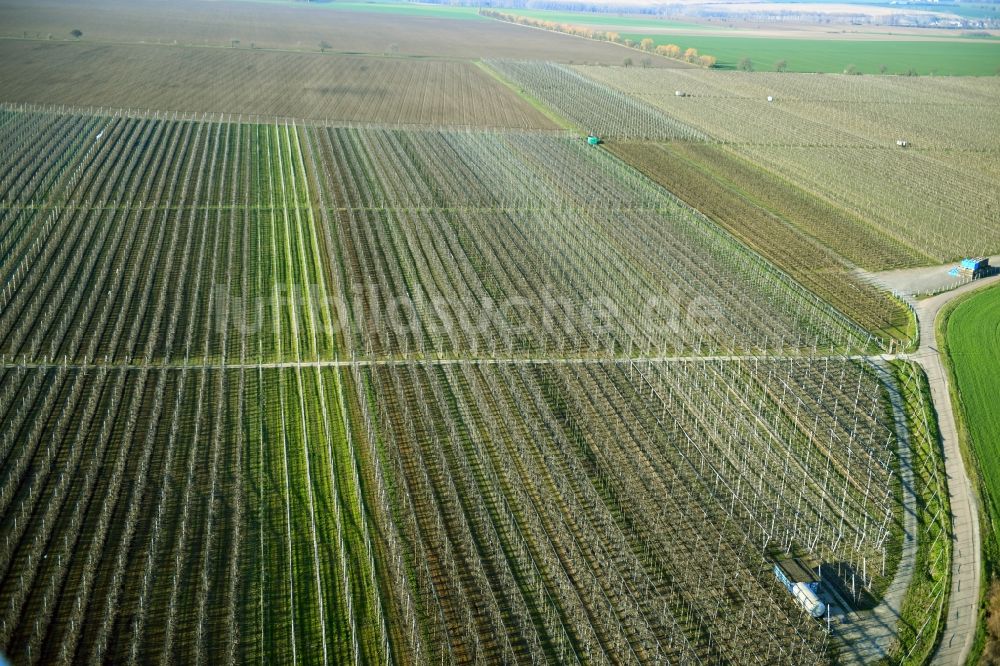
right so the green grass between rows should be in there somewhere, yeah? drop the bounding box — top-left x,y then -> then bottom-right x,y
888,361 -> 952,665
943,284 -> 1000,553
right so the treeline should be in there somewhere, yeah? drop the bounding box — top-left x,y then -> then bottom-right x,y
480,9 -> 717,67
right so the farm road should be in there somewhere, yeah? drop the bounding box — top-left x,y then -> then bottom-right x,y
0,353 -> 901,372
866,254 -> 1000,298
911,273 -> 1000,666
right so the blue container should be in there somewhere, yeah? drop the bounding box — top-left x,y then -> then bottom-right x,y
961,258 -> 988,272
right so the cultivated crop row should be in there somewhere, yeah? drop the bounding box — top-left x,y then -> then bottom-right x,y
0,108 -> 906,664
0,110 -> 406,663
0,364 -> 414,664
611,141 -> 917,341
737,143 -> 1000,262
307,126 -> 875,357
486,60 -> 708,141
0,46 -> 557,130
576,66 -> 1000,149
570,66 -> 1000,263
354,355 -> 898,662
0,110 -> 343,364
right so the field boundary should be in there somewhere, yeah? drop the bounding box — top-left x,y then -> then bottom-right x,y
933,282 -> 1000,663
0,101 -> 572,135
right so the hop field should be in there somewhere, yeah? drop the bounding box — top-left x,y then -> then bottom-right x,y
608,140 -> 916,338
524,65 -> 1000,266
486,60 -> 709,141
0,108 -> 908,664
308,124 -> 875,358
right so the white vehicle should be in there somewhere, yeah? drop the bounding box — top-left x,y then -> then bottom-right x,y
791,581 -> 826,618
774,560 -> 827,619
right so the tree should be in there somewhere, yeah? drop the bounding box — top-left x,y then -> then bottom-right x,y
684,47 -> 698,62
879,63 -> 888,74
641,57 -> 652,68
774,59 -> 787,73
230,38 -> 240,48
640,38 -> 655,52
623,57 -> 633,68
656,44 -> 682,59
699,55 -> 717,68
70,29 -> 83,39
844,64 -> 860,75
606,31 -> 621,44
319,40 -> 332,52
739,57 -> 753,72
623,38 -> 635,48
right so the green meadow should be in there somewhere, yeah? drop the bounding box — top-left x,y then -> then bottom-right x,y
620,32 -> 1000,74
944,284 -> 1000,544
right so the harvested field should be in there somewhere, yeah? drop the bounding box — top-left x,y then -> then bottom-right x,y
610,140 -> 915,338
0,0 -> 649,64
0,41 -> 555,127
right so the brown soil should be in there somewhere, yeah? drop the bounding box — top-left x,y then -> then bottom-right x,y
0,0 -> 648,64
0,40 -> 557,128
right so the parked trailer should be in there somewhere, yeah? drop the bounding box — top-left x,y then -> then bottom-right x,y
774,560 -> 826,618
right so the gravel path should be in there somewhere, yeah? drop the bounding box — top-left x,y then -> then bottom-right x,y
912,275 -> 1000,665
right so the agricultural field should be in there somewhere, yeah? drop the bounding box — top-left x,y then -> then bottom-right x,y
0,105 -> 913,663
607,141 -> 914,338
614,32 -> 1000,75
942,285 -> 1000,551
2,0 -> 977,661
0,110 -> 344,364
0,42 -> 555,128
0,0 -> 644,64
541,64 -> 1000,266
307,123 -> 874,357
